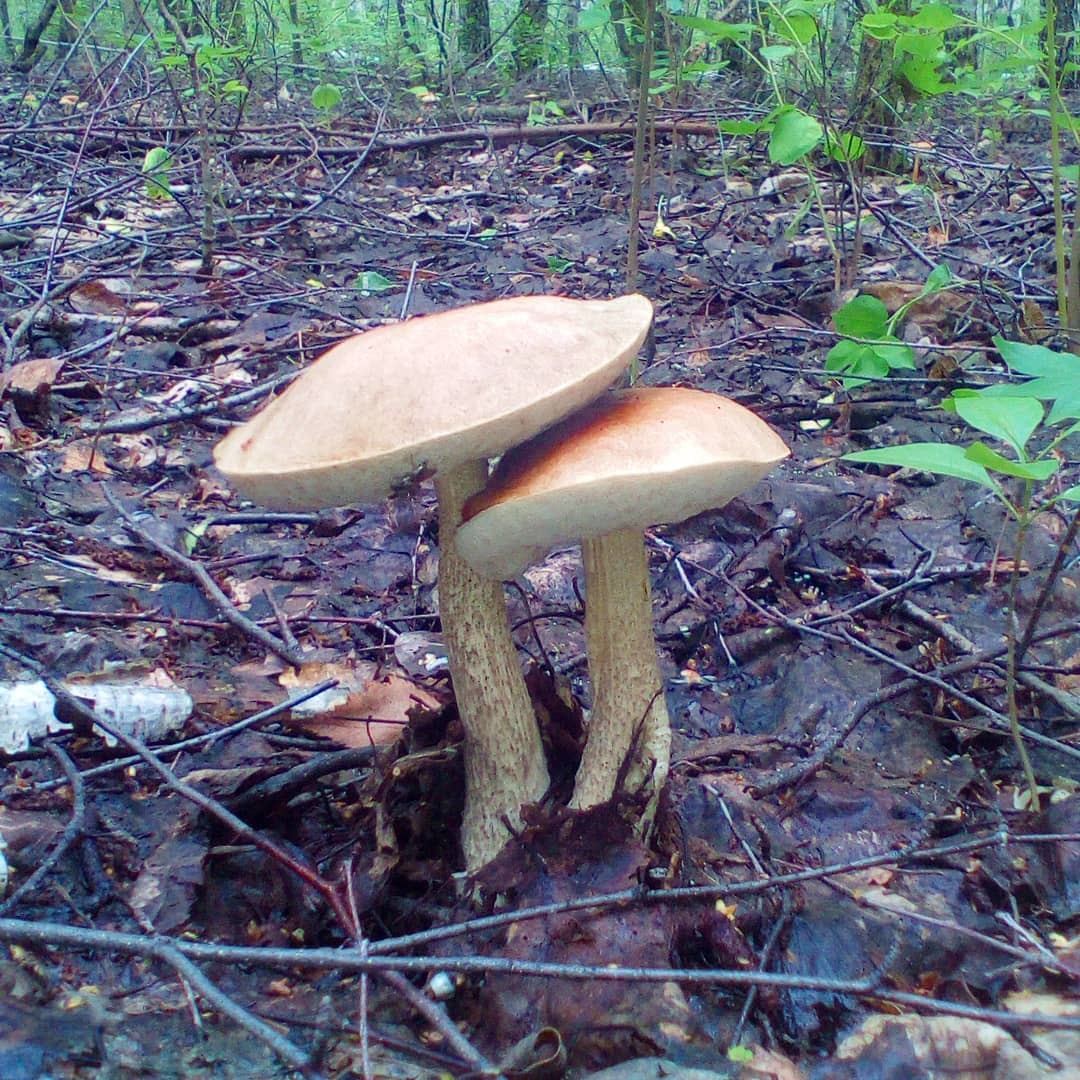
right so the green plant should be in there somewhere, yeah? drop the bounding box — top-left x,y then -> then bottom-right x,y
526,99 -> 565,125
843,338 -> 1080,810
826,264 -> 953,387
141,146 -> 174,199
354,270 -> 395,295
311,83 -> 343,111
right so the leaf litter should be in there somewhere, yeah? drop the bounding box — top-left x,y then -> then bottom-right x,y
0,75 -> 1077,1078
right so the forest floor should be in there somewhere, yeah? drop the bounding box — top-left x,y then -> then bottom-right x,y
0,68 -> 1078,1079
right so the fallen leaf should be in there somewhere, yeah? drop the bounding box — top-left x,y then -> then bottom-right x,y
69,280 -> 130,315
279,663 -> 439,747
0,356 -> 65,397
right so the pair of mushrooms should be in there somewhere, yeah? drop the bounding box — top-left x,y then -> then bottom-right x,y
214,295 -> 789,871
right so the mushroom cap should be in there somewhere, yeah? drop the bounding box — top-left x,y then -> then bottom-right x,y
213,294 -> 653,509
457,387 -> 790,579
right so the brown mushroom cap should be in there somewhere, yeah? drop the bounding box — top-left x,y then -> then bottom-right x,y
213,294 -> 654,510
458,387 -> 791,580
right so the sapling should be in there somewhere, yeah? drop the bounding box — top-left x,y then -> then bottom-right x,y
826,264 -> 955,388
844,336 -> 1080,811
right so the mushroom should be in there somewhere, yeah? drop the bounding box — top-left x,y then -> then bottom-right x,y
456,387 -> 790,824
213,294 -> 654,870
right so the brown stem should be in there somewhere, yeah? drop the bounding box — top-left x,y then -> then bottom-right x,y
436,462 -> 549,871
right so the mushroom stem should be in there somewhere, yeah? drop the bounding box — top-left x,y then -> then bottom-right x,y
436,462 -> 551,871
570,526 -> 671,826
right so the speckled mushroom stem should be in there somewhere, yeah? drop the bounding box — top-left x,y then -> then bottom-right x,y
570,526 -> 671,827
436,462 -> 550,872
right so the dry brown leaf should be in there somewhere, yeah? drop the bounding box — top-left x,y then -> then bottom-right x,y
279,663 -> 438,748
279,660 -> 378,696
0,355 -> 65,397
59,439 -> 111,475
858,280 -> 969,336
837,1010 -> 1076,1077
1055,649 -> 1080,693
68,280 -> 129,315
290,673 -> 440,748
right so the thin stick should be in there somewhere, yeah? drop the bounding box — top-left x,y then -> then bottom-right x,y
103,485 -> 306,667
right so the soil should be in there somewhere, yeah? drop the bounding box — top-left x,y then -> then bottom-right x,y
0,69 -> 1077,1079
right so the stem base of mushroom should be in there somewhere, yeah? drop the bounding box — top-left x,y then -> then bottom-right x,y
570,527 -> 671,831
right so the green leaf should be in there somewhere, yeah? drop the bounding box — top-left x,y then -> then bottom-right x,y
312,83 -> 342,111
354,271 -> 395,294
833,294 -> 889,337
978,378 -> 1080,423
727,1046 -> 755,1063
823,131 -> 866,162
949,392 -> 1043,455
963,442 -> 1059,480
768,108 -> 823,164
142,146 -> 172,172
923,263 -> 952,293
873,338 -> 916,370
843,443 -> 995,488
771,11 -> 818,45
993,336 -> 1074,377
760,44 -> 797,64
911,3 -> 963,31
547,255 -> 573,274
578,3 -> 610,29
897,31 -> 944,61
825,339 -> 866,371
141,146 -> 173,199
825,341 -> 890,385
898,58 -> 947,95
718,119 -> 764,135
861,12 -> 899,38
1058,485 -> 1080,502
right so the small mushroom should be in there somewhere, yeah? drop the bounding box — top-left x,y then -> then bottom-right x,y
456,387 -> 790,825
213,294 -> 653,870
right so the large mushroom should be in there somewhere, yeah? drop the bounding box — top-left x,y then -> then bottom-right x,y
213,294 -> 654,870
456,387 -> 789,824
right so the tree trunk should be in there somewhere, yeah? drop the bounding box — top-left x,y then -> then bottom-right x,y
512,0 -> 548,74
459,0 -> 491,62
288,0 -> 303,76
396,0 -> 426,73
14,0 -> 58,70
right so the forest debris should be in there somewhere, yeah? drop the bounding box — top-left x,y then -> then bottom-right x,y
0,672 -> 193,753
833,1013 -> 1068,1077
279,664 -> 439,747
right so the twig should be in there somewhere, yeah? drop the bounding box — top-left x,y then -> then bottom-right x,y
0,742 -> 87,915
0,603 -> 405,639
227,746 -> 380,816
33,680 -> 340,792
1016,502 -> 1080,662
158,943 -> 321,1077
378,969 -> 501,1076
102,485 -> 307,667
713,548 -> 1080,793
89,367 -> 296,435
371,832 -> 1010,957
2,914 -> 1079,1033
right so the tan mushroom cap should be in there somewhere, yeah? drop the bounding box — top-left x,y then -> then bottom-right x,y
458,387 -> 790,580
213,294 -> 654,510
